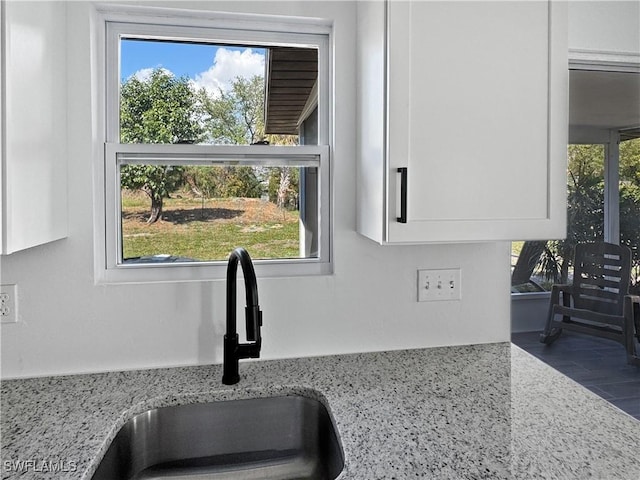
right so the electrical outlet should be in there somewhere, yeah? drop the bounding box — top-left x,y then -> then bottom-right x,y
0,284 -> 18,323
417,269 -> 461,302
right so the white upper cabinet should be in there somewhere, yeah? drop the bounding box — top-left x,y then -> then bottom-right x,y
357,1 -> 568,244
1,2 -> 68,254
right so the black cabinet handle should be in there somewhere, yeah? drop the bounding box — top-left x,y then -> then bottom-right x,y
397,167 -> 407,223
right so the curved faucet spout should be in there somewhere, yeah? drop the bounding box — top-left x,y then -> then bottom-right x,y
225,248 -> 260,339
222,248 -> 263,385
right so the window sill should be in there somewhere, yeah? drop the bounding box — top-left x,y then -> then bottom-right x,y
96,258 -> 333,285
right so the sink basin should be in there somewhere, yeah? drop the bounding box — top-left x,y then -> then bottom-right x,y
91,395 -> 344,480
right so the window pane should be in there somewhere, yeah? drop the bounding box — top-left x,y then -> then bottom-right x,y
120,163 -> 318,263
620,137 -> 640,294
119,39 -> 317,146
511,144 -> 605,292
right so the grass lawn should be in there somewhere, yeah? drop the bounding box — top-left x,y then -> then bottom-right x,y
121,192 -> 301,261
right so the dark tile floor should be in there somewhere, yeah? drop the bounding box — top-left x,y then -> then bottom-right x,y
512,330 -> 640,421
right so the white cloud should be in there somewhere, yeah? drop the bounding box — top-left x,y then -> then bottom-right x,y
129,67 -> 173,83
191,48 -> 265,97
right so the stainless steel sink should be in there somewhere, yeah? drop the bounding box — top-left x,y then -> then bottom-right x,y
91,395 -> 344,480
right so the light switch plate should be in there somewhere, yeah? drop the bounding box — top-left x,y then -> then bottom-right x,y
417,269 -> 461,302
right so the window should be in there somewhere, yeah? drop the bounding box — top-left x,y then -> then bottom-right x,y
511,137 -> 640,295
511,67 -> 640,297
511,144 -> 606,293
96,8 -> 331,282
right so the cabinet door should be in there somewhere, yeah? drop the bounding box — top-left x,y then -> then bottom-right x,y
1,2 -> 68,254
384,1 -> 568,243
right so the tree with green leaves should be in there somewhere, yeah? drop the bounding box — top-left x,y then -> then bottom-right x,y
191,75 -> 299,206
120,69 -> 204,223
184,165 -> 262,200
620,138 -> 640,291
200,75 -> 265,145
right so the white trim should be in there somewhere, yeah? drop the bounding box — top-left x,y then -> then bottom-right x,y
94,3 -> 332,35
0,1 -> 5,252
91,4 -> 109,284
111,144 -> 324,165
94,5 -> 333,284
569,49 -> 640,73
297,80 -> 318,128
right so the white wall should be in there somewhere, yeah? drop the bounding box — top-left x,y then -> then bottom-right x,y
0,1 -> 511,379
568,1 -> 640,54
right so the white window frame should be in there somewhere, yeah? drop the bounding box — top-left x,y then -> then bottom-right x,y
93,5 -> 333,283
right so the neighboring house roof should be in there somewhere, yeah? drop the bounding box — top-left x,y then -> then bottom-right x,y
264,47 -> 318,135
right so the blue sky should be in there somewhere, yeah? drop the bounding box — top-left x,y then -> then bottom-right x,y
121,40 -> 221,80
120,39 -> 266,94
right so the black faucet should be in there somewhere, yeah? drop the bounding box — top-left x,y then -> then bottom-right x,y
222,248 -> 262,385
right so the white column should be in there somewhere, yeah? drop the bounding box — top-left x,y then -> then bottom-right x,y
604,130 -> 620,244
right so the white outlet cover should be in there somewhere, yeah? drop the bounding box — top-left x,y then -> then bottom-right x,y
417,269 -> 461,302
0,284 -> 18,323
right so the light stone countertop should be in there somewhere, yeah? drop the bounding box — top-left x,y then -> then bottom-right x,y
1,343 -> 639,479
